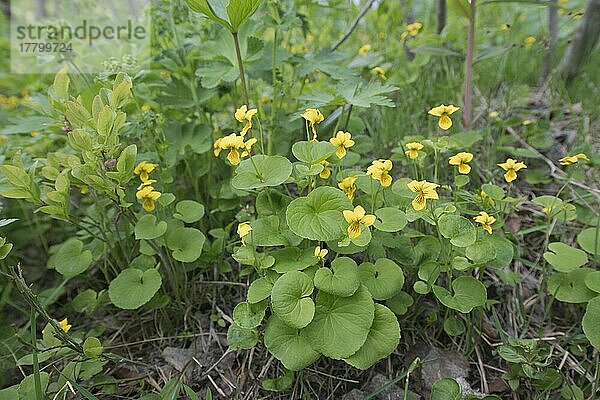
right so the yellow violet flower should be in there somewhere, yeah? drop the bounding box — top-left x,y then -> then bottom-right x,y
237,222 -> 252,246
302,108 -> 324,140
524,36 -> 536,48
235,105 -> 258,136
59,318 -> 72,333
366,159 -> 393,187
428,104 -> 460,130
136,185 -> 162,212
214,133 -> 246,165
358,44 -> 372,55
343,205 -> 376,239
241,137 -> 258,158
134,161 -> 158,182
559,153 -> 589,166
31,131 -> 41,138
319,160 -> 332,179
449,152 -> 474,174
476,190 -> 495,207
405,142 -> 424,160
141,104 -> 151,113
314,246 -> 328,259
474,211 -> 496,234
489,111 -> 500,119
372,67 -> 387,80
522,119 -> 534,126
500,23 -> 511,31
330,131 -> 355,159
407,180 -> 439,211
498,158 -> 527,183
339,176 -> 358,201
137,180 -> 157,190
401,22 -> 423,41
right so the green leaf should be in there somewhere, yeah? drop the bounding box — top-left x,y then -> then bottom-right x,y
303,285 -> 375,359
358,258 -> 405,301
385,291 -> 414,316
0,165 -> 31,188
583,297 -> 600,351
286,187 -> 352,241
314,257 -> 360,297
373,207 -> 407,232
247,277 -> 273,303
432,276 -> 487,313
233,301 -> 266,329
336,80 -> 398,108
0,387 -> 18,400
255,189 -> 292,216
271,271 -> 315,329
261,369 -> 295,392
18,373 -> 49,400
52,239 -> 93,278
108,268 -> 162,309
465,237 -> 497,265
174,200 -> 205,223
83,337 -> 103,358
272,248 -> 317,273
264,315 -> 320,371
444,316 -> 465,336
577,228 -> 600,256
135,215 -> 168,240
487,234 -> 514,269
52,65 -> 70,100
431,378 -> 462,400
344,304 -> 400,369
438,214 -> 476,247
231,155 -> 293,190
227,323 -> 258,350
548,268 -> 597,303
185,0 -> 232,31
543,242 -> 588,272
291,141 -> 336,164
585,272 -> 600,293
246,215 -> 301,247
227,0 -> 263,31
166,227 -> 206,262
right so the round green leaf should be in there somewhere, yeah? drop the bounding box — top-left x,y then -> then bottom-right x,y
465,237 -> 497,265
53,239 -> 93,278
233,301 -> 266,329
303,285 -> 375,359
431,378 -> 461,400
314,257 -> 360,297
109,268 -> 162,310
173,200 -> 205,223
373,207 -> 407,232
358,258 -> 405,300
231,155 -> 293,190
585,271 -> 600,293
548,268 -> 597,303
272,248 -> 317,273
577,228 -> 600,256
385,291 -> 414,316
166,227 -> 206,262
292,140 -> 336,164
135,214 -> 168,240
432,276 -> 487,313
227,323 -> 258,350
543,242 -> 588,272
83,337 -> 103,358
271,271 -> 315,329
583,296 -> 600,350
344,304 -> 400,369
286,187 -> 352,241
264,315 -> 321,371
443,316 -> 465,336
437,214 -> 476,247
487,234 -> 514,269
247,277 -> 273,303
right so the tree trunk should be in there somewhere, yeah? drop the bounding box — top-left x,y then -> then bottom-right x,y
541,0 -> 558,81
437,0 -> 447,34
559,0 -> 600,82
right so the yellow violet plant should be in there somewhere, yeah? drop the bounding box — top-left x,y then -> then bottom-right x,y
428,104 -> 460,130
405,142 -> 424,160
498,158 -> 527,183
449,152 -> 474,174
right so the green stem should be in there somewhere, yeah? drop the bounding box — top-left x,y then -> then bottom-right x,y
232,31 -> 250,106
30,309 -> 43,400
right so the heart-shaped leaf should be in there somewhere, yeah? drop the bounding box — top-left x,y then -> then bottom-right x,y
271,271 -> 315,329
109,268 -> 162,310
437,214 -> 476,247
231,155 -> 293,190
432,276 -> 487,313
385,291 -> 414,316
543,242 -> 588,272
302,285 -> 375,359
583,296 -> 600,351
166,227 -> 206,262
286,186 -> 352,241
547,268 -> 597,304
83,337 -> 103,358
264,315 -> 321,371
431,378 -> 462,400
344,304 -> 400,369
373,207 -> 407,232
227,323 -> 258,350
358,258 -> 405,300
577,228 -> 600,256
247,277 -> 273,303
272,248 -> 317,273
246,215 -> 301,247
233,301 -> 267,329
292,141 -> 336,164
53,239 -> 93,278
135,214 -> 168,240
173,200 -> 205,223
585,271 -> 600,293
465,237 -> 497,265
314,257 -> 360,297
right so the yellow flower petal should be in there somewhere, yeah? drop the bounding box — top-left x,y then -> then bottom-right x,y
439,114 -> 452,130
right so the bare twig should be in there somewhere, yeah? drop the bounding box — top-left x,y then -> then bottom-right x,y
330,0 -> 377,52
